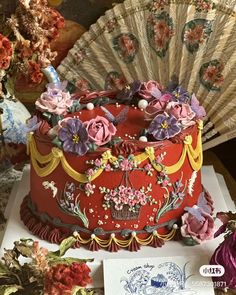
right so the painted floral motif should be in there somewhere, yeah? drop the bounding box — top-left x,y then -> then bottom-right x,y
183,19 -> 212,53
106,18 -> 118,33
199,59 -> 225,91
156,174 -> 186,222
194,0 -> 214,12
100,184 -> 152,212
149,0 -> 170,11
105,71 -> 127,90
86,154 -> 157,219
113,33 -> 139,63
147,11 -> 174,58
74,49 -> 86,64
56,182 -> 89,228
76,79 -> 91,91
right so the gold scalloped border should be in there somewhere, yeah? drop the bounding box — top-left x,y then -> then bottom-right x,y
28,121 -> 203,183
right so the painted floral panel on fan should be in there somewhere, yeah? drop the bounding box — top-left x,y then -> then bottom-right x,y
21,79 -> 215,251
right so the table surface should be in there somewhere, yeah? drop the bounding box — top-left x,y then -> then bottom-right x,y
1,165 -> 235,294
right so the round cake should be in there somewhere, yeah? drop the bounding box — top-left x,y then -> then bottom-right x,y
21,80 -> 214,251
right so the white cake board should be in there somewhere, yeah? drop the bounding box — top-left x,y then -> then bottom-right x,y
0,165 -> 232,288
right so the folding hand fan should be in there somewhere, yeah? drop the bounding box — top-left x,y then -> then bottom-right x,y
57,0 -> 236,150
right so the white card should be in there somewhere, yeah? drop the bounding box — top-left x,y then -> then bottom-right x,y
103,256 -> 215,295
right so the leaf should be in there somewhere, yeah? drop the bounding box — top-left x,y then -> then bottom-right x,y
42,112 -> 52,121
108,137 -> 122,146
49,257 -> 94,266
0,263 -> 10,276
87,143 -> 98,152
52,136 -> 62,149
51,114 -> 63,127
0,285 -> 21,295
73,287 -> 94,295
14,244 -> 33,258
182,237 -> 199,246
50,236 -> 77,257
3,250 -> 21,271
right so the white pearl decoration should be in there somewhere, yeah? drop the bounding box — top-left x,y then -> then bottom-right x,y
138,99 -> 148,110
139,136 -> 148,142
91,234 -> 96,239
110,233 -> 115,238
131,231 -> 137,237
86,102 -> 94,110
173,224 -> 179,229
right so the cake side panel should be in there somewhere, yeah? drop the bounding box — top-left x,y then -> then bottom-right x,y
28,125 -> 203,239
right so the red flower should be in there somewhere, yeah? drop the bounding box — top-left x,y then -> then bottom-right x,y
45,8 -> 65,40
28,61 -> 43,84
0,34 -> 13,69
44,262 -> 92,294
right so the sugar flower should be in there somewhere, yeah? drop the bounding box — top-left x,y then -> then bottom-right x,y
139,80 -> 162,100
172,86 -> 190,103
23,115 -> 41,133
191,94 -> 206,119
84,116 -> 117,146
58,118 -> 89,156
117,80 -> 141,102
148,112 -> 181,140
35,81 -> 73,115
181,208 -> 214,244
167,102 -> 196,129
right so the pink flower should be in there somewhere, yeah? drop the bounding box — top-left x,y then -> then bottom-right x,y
120,158 -> 133,171
145,98 -> 167,120
94,158 -> 102,167
167,102 -> 196,128
181,210 -> 214,243
139,80 -> 163,100
86,169 -> 94,177
35,82 -> 73,115
84,116 -> 117,146
105,164 -> 111,172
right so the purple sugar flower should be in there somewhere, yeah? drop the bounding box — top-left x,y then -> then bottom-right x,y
117,80 -> 141,102
58,118 -> 89,156
148,112 -> 181,140
23,115 -> 41,133
172,86 -> 190,103
191,94 -> 206,119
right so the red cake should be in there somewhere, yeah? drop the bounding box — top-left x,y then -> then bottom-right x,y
21,80 -> 214,251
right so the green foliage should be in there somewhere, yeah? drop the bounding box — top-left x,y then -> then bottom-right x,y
52,136 -> 62,149
0,236 -> 93,294
0,285 -> 20,295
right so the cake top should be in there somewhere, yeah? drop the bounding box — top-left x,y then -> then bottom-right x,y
28,80 -> 206,156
